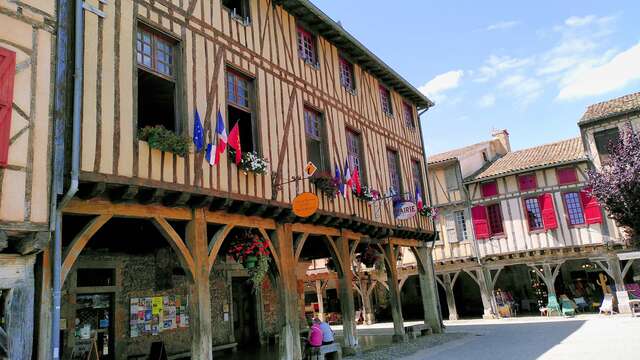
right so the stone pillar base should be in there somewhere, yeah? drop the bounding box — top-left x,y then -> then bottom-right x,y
342,346 -> 359,356
365,313 -> 375,325
392,334 -> 407,343
616,290 -> 632,314
448,314 -> 459,321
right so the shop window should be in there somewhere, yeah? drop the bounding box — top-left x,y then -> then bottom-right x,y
486,203 -> 504,236
481,181 -> 498,198
454,210 -> 468,241
386,148 -> 402,197
304,107 -> 328,172
339,56 -> 355,92
379,85 -> 393,116
226,69 -> 257,152
518,173 -> 537,191
563,192 -> 585,226
445,165 -> 458,190
297,25 -> 317,66
524,197 -> 544,230
77,268 -> 116,287
557,167 -> 578,185
136,25 -> 179,132
403,102 -> 415,129
594,127 -> 620,164
222,0 -> 251,23
346,129 -> 366,184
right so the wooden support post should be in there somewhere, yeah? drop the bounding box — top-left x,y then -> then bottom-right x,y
36,248 -> 52,360
186,209 -> 213,360
336,236 -> 358,353
441,272 -> 459,321
315,280 -> 324,321
606,257 -> 631,314
272,223 -> 302,360
464,268 -> 495,319
383,243 -> 405,342
414,246 -> 442,333
528,262 -> 564,309
1,255 -> 36,359
362,280 -> 376,325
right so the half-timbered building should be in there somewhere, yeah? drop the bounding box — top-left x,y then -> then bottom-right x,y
28,0 -> 440,359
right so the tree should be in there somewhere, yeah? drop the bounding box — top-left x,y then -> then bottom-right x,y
587,123 -> 640,247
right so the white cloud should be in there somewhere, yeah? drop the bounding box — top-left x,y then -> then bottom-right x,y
565,15 -> 596,27
487,20 -> 520,31
499,75 -> 543,105
475,55 -> 532,82
478,94 -> 496,108
557,42 -> 640,100
418,70 -> 464,102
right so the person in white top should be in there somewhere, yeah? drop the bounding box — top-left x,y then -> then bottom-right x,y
318,319 -> 334,345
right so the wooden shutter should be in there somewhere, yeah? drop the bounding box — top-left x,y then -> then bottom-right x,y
481,181 -> 498,197
580,188 -> 603,224
471,205 -> 490,239
445,213 -> 458,243
557,167 -> 578,185
538,193 -> 558,230
0,47 -> 16,167
518,174 -> 537,191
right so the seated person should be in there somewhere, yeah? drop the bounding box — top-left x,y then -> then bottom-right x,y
308,318 -> 323,348
318,319 -> 335,345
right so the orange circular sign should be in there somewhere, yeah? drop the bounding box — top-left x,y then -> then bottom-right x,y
292,192 -> 319,218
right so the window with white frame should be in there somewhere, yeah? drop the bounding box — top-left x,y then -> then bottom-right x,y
454,210 -> 468,241
445,213 -> 458,243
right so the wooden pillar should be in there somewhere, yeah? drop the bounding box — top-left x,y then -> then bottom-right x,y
529,262 -> 563,310
336,236 -> 358,353
2,255 -> 36,359
464,268 -> 495,319
442,273 -> 459,321
186,209 -> 213,360
273,223 -> 302,360
606,257 -> 631,314
414,246 -> 442,333
361,280 -> 375,325
36,249 -> 52,360
383,243 -> 405,342
315,280 -> 324,321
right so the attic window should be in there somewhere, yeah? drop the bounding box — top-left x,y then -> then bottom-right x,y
222,0 -> 251,23
379,85 -> 393,116
339,56 -> 355,92
297,26 -> 318,66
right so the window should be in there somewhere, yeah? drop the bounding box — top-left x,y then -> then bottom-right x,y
222,0 -> 250,23
445,213 -> 457,243
454,210 -> 468,241
226,69 -> 257,152
486,203 -> 504,236
297,26 -> 317,66
481,181 -> 498,197
386,149 -> 402,197
136,25 -> 179,132
304,107 -> 328,172
524,197 -> 544,230
557,167 -> 578,185
0,47 -> 16,167
339,57 -> 355,92
482,151 -> 488,162
518,173 -> 537,191
379,85 -> 393,115
563,192 -> 585,226
403,102 -> 415,129
445,166 -> 458,190
411,160 -> 424,195
346,129 -> 365,183
594,127 -> 620,164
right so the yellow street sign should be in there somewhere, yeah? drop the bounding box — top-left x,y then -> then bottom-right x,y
304,161 -> 318,178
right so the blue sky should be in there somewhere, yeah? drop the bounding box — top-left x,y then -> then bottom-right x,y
310,1 -> 640,155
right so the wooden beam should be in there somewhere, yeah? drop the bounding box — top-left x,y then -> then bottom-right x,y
15,232 -> 49,255
291,223 -> 340,236
151,217 -> 196,280
61,214 -> 112,283
205,210 -> 276,229
64,198 -> 192,220
77,182 -> 106,200
294,232 -> 310,263
109,184 -> 139,203
138,188 -> 165,205
207,224 -> 234,273
0,230 -> 7,251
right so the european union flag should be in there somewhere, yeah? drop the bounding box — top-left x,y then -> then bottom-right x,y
193,110 -> 204,152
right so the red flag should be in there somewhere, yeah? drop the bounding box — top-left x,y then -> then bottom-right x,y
228,122 -> 242,165
353,167 -> 362,195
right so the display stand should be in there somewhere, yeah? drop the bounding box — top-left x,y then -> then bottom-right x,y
71,336 -> 100,360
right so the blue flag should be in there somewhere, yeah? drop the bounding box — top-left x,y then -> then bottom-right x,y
334,162 -> 344,197
193,110 -> 204,152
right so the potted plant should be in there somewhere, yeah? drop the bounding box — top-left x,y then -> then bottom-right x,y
228,149 -> 269,175
309,172 -> 339,198
353,185 -> 380,202
138,125 -> 191,157
418,205 -> 437,218
226,230 -> 271,288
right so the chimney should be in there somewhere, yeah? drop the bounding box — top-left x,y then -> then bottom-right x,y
491,129 -> 511,152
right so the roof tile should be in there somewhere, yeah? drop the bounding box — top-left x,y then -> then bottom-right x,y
580,91 -> 640,124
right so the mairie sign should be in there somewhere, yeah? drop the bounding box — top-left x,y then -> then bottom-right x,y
394,201 -> 417,220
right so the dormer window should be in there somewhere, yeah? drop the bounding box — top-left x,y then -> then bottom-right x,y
403,102 -> 415,129
297,26 -> 318,66
379,85 -> 393,116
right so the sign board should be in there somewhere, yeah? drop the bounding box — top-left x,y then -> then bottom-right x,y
394,201 -> 417,220
304,161 -> 318,178
292,192 -> 319,217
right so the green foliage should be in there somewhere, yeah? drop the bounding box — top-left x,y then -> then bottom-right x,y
249,255 -> 270,291
138,125 -> 191,157
309,172 -> 339,198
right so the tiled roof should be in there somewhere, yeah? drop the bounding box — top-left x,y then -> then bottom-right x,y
580,91 -> 640,124
427,141 -> 492,165
467,137 -> 586,181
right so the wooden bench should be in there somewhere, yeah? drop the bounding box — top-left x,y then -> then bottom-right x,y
308,343 -> 342,360
404,324 -> 432,339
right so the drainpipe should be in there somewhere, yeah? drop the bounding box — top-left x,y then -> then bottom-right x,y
417,106 -> 444,329
51,0 -> 83,357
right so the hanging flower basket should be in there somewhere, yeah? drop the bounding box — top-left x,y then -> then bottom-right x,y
352,185 -> 380,202
226,230 -> 271,288
228,149 -> 269,175
309,172 -> 339,198
357,246 -> 383,268
418,206 -> 438,219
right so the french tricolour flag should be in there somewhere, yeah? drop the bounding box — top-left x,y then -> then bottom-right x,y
214,110 -> 227,166
416,187 -> 424,210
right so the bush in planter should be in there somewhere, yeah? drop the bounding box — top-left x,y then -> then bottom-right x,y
226,230 -> 271,289
353,185 -> 380,202
138,125 -> 190,157
228,149 -> 269,174
418,205 -> 438,218
309,172 -> 339,198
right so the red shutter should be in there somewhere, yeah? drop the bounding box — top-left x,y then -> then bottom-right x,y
580,187 -> 603,224
0,47 -> 16,167
557,167 -> 578,184
538,193 -> 558,230
518,174 -> 537,191
471,205 -> 490,239
481,181 -> 498,197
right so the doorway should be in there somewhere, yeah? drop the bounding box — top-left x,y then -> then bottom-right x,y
74,293 -> 115,359
232,277 -> 258,346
